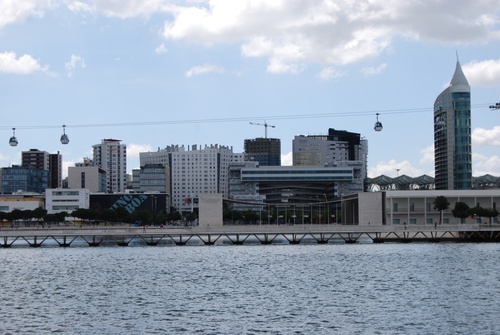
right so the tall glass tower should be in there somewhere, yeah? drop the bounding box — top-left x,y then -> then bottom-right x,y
434,59 -> 471,190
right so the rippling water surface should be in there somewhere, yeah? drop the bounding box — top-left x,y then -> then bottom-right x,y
1,243 -> 500,334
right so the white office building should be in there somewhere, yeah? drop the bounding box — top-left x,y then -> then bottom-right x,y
45,188 -> 90,214
92,139 -> 127,193
140,144 -> 244,212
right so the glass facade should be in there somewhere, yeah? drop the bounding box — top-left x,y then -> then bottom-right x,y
1,167 -> 49,194
434,61 -> 471,190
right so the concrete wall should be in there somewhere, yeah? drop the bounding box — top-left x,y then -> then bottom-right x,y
199,193 -> 223,227
358,192 -> 384,226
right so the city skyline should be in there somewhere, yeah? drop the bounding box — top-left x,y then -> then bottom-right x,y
1,1 -> 499,179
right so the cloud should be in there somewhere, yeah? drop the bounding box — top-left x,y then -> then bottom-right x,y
185,64 -> 225,77
89,0 -> 168,19
161,1 -> 500,74
0,1 -> 52,29
368,159 -> 427,178
67,1 -> 93,13
473,153 -> 500,176
127,144 -> 153,159
65,54 -> 86,77
281,152 -> 293,166
419,145 -> 434,165
0,52 -> 49,74
318,67 -> 345,81
362,63 -> 387,76
155,43 -> 167,54
463,58 -> 500,87
472,126 -> 500,146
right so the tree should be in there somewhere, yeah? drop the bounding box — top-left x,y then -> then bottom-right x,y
433,196 -> 449,224
470,206 -> 499,225
167,210 -> 182,223
452,202 -> 470,223
101,208 -> 118,225
32,207 -> 47,222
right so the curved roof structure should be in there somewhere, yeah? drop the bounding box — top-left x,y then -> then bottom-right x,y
366,174 -> 500,191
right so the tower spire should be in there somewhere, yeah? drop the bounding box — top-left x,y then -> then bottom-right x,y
450,53 -> 469,87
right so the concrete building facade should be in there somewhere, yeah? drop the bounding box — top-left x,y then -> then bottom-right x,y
342,190 -> 500,226
92,139 -> 127,193
131,164 -> 170,207
45,188 -> 90,214
140,144 -> 244,213
67,166 -> 107,193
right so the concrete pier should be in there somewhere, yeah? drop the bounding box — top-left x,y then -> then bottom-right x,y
0,224 -> 499,248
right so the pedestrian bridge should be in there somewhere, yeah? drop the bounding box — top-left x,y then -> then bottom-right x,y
1,224 -> 499,247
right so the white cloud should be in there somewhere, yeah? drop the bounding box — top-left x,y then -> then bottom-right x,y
463,58 -> 500,87
127,143 -> 153,158
65,54 -> 86,77
155,43 -> 167,54
0,52 -> 49,74
473,153 -> 500,176
185,64 -> 225,77
362,63 -> 387,76
419,145 -> 434,165
67,1 -> 94,13
472,126 -> 500,146
368,159 -> 426,178
161,1 -> 500,74
90,0 -> 168,19
0,1 -> 52,29
318,67 -> 345,81
281,152 -> 293,166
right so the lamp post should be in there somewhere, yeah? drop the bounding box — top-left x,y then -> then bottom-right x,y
324,194 -> 329,224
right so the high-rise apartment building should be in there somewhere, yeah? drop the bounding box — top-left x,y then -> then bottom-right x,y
21,149 -> 62,189
22,149 -> 49,170
140,144 -> 244,212
244,138 -> 281,166
49,152 -> 62,188
434,60 -> 471,190
92,139 -> 127,193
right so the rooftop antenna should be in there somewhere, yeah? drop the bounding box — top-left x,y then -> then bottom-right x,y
249,121 -> 276,139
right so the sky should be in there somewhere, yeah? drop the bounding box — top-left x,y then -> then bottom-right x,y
1,0 -> 500,180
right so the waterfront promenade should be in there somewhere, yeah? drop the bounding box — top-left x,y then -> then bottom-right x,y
1,223 -> 500,247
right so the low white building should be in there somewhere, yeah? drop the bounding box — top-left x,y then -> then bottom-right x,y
342,190 -> 500,226
0,193 -> 45,212
45,188 -> 90,214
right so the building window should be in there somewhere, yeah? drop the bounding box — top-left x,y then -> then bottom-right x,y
410,203 -> 415,212
393,203 -> 398,212
393,218 -> 400,225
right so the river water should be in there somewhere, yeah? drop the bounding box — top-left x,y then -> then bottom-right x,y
1,243 -> 499,334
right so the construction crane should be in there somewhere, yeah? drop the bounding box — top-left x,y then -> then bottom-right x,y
249,122 -> 276,139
